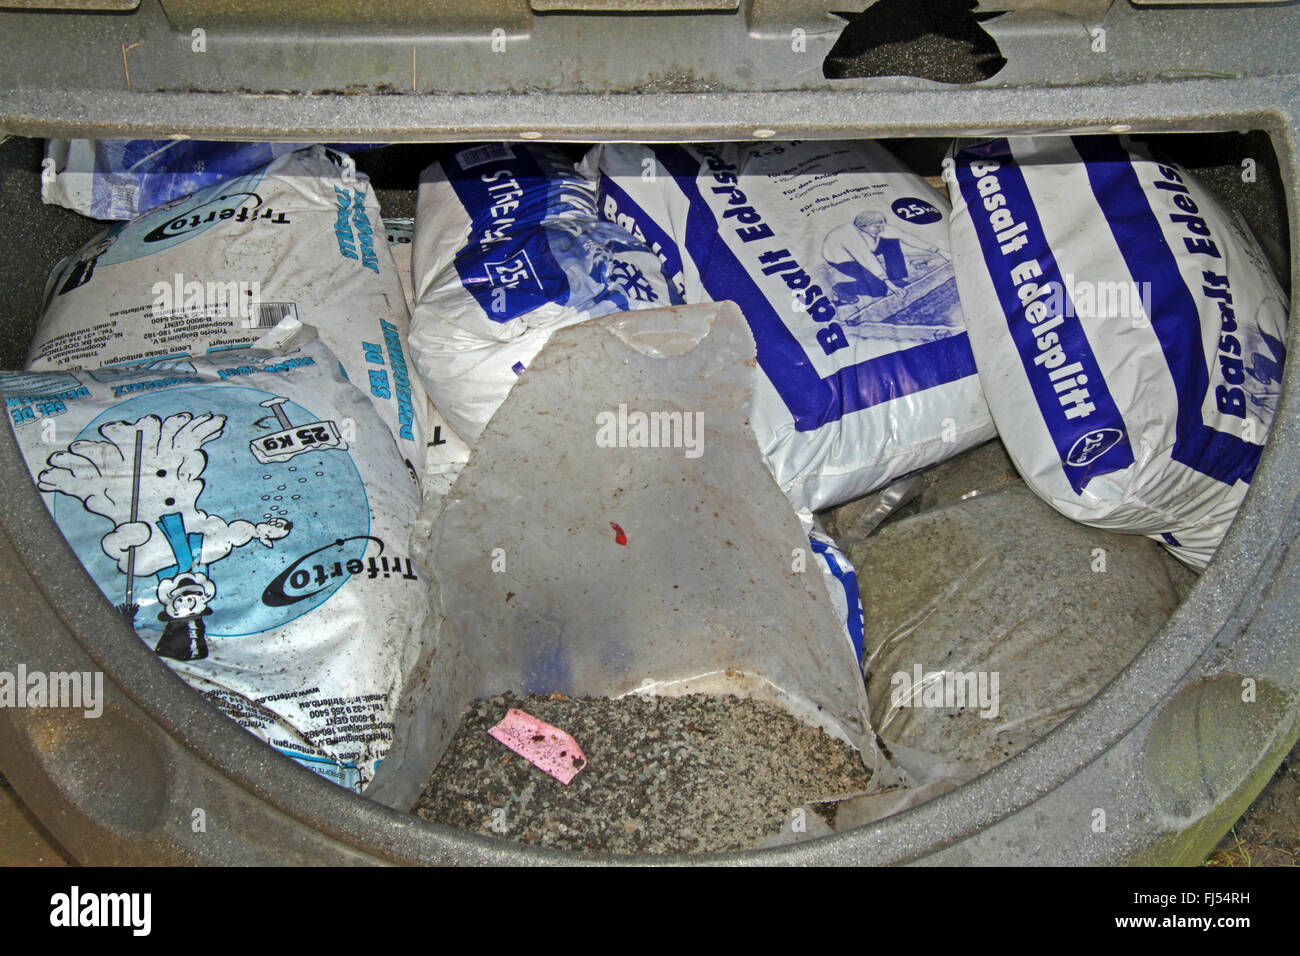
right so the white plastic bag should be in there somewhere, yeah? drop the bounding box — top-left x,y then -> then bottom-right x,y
382,217 -> 473,494
3,324 -> 429,792
946,136 -> 1288,568
408,143 -> 681,443
581,140 -> 996,513
41,138 -> 372,221
368,302 -> 898,810
29,145 -> 429,476
384,217 -> 417,312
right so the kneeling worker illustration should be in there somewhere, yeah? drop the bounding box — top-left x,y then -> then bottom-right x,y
821,211 -> 947,306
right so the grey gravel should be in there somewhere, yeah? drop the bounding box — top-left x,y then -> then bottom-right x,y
414,692 -> 870,856
824,0 -> 1005,84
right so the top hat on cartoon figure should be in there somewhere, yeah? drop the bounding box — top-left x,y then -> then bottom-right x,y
156,571 -> 216,618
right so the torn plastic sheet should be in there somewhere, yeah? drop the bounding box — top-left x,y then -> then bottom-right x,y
367,302 -> 900,810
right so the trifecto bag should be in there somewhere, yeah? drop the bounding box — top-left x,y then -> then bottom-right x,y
29,145 -> 429,478
4,324 -> 428,791
41,138 -> 375,221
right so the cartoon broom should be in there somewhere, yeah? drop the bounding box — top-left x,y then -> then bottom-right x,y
115,429 -> 144,626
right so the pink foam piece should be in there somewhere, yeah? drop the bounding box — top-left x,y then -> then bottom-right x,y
488,708 -> 588,784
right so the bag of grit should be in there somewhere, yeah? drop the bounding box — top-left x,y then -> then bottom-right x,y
381,216 -> 474,494
407,142 -> 683,443
947,135 -> 1289,569
2,322 -> 428,792
28,144 -> 429,478
41,138 -> 374,221
579,140 -> 996,513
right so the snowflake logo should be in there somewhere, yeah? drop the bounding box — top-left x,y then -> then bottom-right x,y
606,260 -> 658,303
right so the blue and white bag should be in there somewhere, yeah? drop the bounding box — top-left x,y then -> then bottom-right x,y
42,138 -> 374,221
580,140 -> 996,514
28,145 -> 429,477
947,136 -> 1288,568
408,143 -> 682,442
3,324 -> 428,791
810,525 -> 867,665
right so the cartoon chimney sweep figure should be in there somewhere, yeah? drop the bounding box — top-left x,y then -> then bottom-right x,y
152,512 -> 215,662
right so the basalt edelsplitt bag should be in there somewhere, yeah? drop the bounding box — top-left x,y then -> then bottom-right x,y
947,136 -> 1288,568
4,324 -> 428,791
28,145 -> 429,478
580,140 -> 996,514
382,217 -> 473,494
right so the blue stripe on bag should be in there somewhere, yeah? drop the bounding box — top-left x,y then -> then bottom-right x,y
810,536 -> 865,663
1072,135 -> 1261,487
596,173 -> 689,297
955,139 -> 1134,494
651,145 -> 978,433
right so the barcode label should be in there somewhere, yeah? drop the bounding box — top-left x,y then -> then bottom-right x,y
251,301 -> 298,328
455,144 -> 515,170
108,182 -> 140,219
